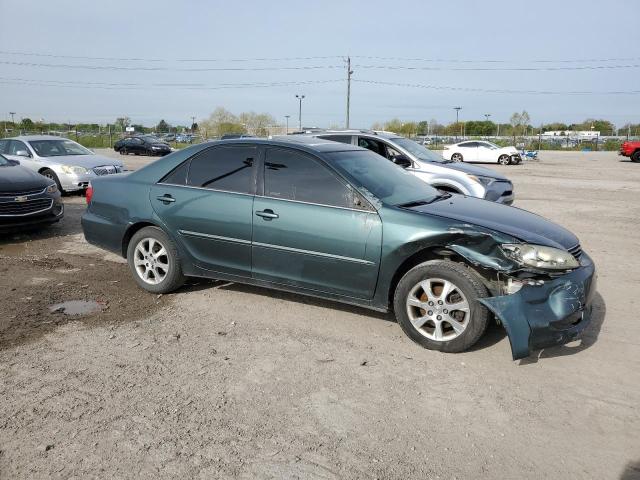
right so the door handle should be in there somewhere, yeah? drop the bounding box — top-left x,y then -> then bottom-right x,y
156,195 -> 175,204
255,209 -> 279,220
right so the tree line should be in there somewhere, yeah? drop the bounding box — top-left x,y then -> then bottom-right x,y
2,111 -> 639,139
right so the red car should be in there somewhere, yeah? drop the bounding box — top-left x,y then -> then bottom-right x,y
619,140 -> 640,162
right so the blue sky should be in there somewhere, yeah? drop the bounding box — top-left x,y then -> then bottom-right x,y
0,0 -> 638,128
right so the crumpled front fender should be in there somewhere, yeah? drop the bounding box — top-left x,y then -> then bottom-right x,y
479,254 -> 597,360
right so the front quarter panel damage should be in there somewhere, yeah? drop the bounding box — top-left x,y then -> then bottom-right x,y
375,207 -> 597,361
479,254 -> 597,360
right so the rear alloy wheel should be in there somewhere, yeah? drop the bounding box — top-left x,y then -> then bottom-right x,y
498,154 -> 511,165
451,153 -> 463,162
40,168 -> 63,192
127,226 -> 185,293
394,260 -> 490,353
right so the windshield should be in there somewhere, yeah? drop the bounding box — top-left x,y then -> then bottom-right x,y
327,150 -> 439,206
29,139 -> 93,157
390,137 -> 449,163
481,141 -> 499,149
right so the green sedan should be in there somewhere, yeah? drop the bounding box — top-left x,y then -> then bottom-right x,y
82,137 -> 596,360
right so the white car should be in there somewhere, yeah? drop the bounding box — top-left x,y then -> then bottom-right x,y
442,141 -> 521,165
0,135 -> 124,193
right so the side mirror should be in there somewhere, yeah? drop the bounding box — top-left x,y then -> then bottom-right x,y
392,154 -> 412,169
15,150 -> 31,158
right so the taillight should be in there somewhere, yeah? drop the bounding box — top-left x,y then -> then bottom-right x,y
85,183 -> 93,205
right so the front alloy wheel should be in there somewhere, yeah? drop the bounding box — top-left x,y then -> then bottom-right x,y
393,260 -> 490,353
406,278 -> 470,342
498,154 -> 511,165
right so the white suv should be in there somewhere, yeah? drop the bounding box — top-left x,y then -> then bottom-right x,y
302,131 -> 515,205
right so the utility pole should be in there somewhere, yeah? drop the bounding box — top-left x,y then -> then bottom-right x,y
296,94 -> 305,131
346,56 -> 353,129
285,115 -> 290,135
191,116 -> 196,131
9,112 -> 16,132
454,107 -> 461,141
484,114 -> 491,139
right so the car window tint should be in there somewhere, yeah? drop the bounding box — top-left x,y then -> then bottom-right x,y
320,135 -> 352,144
0,140 -> 9,154
357,137 -> 386,157
187,145 -> 256,193
160,160 -> 190,185
8,141 -> 28,155
264,148 -> 354,208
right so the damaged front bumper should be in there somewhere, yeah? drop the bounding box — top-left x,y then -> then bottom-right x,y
479,253 -> 597,360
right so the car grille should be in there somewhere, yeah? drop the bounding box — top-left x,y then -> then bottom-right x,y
93,165 -> 122,176
0,187 -> 46,196
568,243 -> 583,260
0,198 -> 53,216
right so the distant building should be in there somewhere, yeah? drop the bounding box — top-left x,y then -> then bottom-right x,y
542,130 -> 600,138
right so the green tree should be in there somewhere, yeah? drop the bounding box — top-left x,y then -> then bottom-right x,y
20,117 -> 34,130
156,119 -> 171,133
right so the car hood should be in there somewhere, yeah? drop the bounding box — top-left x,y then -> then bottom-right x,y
0,164 -> 51,192
409,195 -> 579,250
41,154 -> 123,168
418,160 -> 509,180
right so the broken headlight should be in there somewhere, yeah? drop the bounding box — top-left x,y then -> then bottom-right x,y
501,244 -> 579,270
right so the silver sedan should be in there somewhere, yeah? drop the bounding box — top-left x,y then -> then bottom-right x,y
0,135 -> 124,193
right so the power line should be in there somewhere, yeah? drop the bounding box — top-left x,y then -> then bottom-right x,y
0,77 -> 345,91
0,60 -> 343,72
353,79 -> 640,95
2,50 -> 638,65
352,55 -> 640,64
355,63 -> 640,72
0,50 -> 343,63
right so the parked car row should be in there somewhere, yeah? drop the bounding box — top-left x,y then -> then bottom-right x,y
0,135 -> 124,193
82,136 -> 596,361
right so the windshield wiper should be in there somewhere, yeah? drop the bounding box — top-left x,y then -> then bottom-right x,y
396,193 -> 450,208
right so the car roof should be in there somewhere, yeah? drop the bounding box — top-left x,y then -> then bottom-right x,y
302,129 -> 404,141
207,136 -> 363,153
8,135 -> 72,141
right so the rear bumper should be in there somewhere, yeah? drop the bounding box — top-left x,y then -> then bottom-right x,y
479,252 -> 597,360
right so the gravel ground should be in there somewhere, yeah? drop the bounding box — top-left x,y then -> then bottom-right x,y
1,150 -> 639,479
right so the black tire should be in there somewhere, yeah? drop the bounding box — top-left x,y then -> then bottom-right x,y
393,260 -> 490,353
451,153 -> 463,162
631,151 -> 640,163
127,226 -> 186,294
498,154 -> 511,165
121,148 -> 128,155
40,168 -> 63,192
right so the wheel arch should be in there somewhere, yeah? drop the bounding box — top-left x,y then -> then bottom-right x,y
386,246 -> 495,310
121,221 -> 163,257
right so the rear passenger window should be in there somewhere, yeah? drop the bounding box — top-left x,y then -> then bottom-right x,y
264,148 -> 355,208
320,135 -> 352,144
160,161 -> 189,185
187,145 -> 256,193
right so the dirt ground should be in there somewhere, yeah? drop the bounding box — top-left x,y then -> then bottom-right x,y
1,150 -> 639,479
